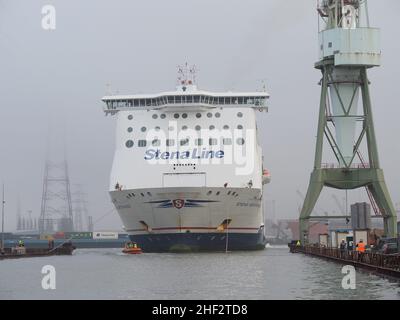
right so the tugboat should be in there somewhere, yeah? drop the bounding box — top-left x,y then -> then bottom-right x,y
122,242 -> 143,254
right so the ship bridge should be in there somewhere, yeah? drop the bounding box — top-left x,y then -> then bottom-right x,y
102,86 -> 269,115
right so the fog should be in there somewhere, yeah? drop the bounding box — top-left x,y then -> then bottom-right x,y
0,0 -> 399,231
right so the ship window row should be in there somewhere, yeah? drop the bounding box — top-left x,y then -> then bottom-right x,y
128,112 -> 244,120
125,138 -> 245,148
108,96 -> 266,108
129,124 -> 244,133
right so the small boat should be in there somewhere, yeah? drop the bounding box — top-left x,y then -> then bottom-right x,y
122,242 -> 143,254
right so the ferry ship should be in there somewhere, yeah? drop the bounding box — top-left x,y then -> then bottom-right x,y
102,66 -> 270,252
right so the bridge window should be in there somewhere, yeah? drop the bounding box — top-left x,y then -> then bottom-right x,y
175,96 -> 182,103
194,96 -> 200,103
125,140 -> 134,148
187,96 -> 193,103
238,97 -> 244,104
134,100 -> 139,107
168,96 -> 174,104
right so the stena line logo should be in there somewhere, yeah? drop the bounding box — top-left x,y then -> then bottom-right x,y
144,149 -> 224,160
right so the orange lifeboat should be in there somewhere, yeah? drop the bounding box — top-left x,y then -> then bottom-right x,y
122,242 -> 143,254
262,169 -> 271,185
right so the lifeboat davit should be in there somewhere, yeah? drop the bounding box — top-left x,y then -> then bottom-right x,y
122,242 -> 143,254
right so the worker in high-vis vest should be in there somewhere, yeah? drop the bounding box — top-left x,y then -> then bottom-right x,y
356,240 -> 366,253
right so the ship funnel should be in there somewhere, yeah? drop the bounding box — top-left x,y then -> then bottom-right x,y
329,68 -> 360,167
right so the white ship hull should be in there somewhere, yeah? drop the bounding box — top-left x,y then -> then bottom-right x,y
111,187 -> 266,252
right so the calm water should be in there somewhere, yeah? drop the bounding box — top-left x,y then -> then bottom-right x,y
0,246 -> 399,300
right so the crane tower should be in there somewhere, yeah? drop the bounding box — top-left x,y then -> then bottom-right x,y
300,0 -> 397,243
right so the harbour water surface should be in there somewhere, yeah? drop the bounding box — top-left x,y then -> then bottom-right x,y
0,246 -> 399,300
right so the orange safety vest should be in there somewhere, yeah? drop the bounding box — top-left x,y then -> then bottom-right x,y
356,242 -> 366,253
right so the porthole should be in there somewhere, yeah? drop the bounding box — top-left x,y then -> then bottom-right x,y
182,113 -> 188,119
174,113 -> 180,119
196,113 -> 202,118
237,125 -> 243,130
195,125 -> 201,131
128,115 -> 133,120
223,125 -> 229,130
141,127 -> 147,132
160,114 -> 166,119
207,191 -> 212,196
223,138 -> 232,145
152,114 -> 158,119
237,112 -> 243,118
182,126 -> 188,131
207,113 -> 213,118
127,127 -> 133,133
155,126 -> 161,131
237,138 -> 245,145
125,140 -> 134,148
215,112 -> 221,118
209,125 -> 215,130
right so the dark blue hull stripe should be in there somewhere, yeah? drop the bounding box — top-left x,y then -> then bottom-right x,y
129,232 -> 267,252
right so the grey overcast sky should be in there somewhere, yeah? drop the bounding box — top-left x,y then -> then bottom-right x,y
0,0 -> 399,231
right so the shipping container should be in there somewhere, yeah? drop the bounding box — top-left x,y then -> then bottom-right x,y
92,231 -> 118,240
65,232 -> 93,239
